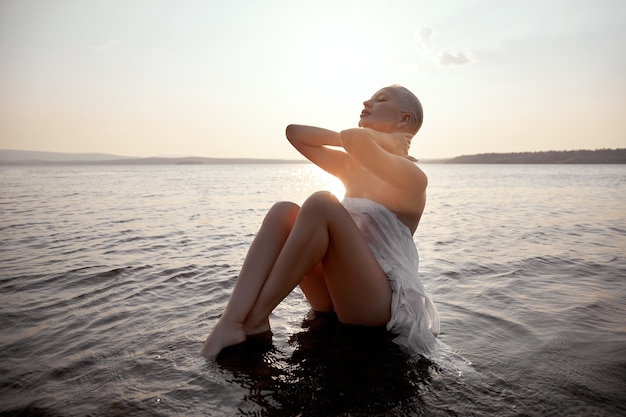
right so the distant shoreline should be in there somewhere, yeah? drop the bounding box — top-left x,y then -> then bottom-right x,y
0,151 -> 308,166
1,148 -> 625,165
0,157 -> 309,166
443,149 -> 626,164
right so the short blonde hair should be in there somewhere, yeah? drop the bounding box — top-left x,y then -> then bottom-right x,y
389,85 -> 423,135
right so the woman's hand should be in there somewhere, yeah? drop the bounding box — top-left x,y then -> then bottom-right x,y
356,129 -> 413,156
389,132 -> 414,156
340,127 -> 426,193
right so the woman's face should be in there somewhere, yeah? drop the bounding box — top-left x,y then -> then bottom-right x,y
358,87 -> 407,133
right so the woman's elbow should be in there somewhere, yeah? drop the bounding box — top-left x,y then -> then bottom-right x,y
285,124 -> 296,140
286,124 -> 305,147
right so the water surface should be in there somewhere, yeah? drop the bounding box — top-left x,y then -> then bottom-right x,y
1,164 -> 625,416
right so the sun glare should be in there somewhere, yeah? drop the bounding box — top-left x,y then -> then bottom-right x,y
317,169 -> 346,200
290,165 -> 345,202
295,19 -> 386,97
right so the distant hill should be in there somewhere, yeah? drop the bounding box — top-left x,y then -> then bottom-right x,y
3,148 -> 625,165
0,149 -> 305,165
446,149 -> 626,164
0,149 -> 137,163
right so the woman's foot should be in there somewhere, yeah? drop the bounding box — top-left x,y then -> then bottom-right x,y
199,318 -> 246,359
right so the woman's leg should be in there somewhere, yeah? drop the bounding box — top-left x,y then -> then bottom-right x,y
201,191 -> 392,359
244,191 -> 392,332
199,201 -> 299,358
298,262 -> 333,313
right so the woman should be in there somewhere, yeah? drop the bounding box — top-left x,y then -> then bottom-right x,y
200,85 -> 440,359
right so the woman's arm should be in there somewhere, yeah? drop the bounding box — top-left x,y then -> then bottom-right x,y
340,128 -> 427,193
286,124 -> 352,177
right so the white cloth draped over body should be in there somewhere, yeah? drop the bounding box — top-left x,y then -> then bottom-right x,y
341,196 -> 440,355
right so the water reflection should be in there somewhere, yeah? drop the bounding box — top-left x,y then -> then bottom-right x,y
216,312 -> 435,416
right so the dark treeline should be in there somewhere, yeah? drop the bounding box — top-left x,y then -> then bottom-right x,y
446,148 -> 626,164
3,149 -> 626,166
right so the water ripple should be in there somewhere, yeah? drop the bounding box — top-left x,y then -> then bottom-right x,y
1,164 -> 625,416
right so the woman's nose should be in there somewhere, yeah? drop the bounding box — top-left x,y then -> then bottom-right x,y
363,99 -> 372,108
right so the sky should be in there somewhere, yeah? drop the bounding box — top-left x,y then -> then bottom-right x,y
1,0 -> 625,160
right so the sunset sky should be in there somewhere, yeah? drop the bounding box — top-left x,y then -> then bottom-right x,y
1,0 -> 625,159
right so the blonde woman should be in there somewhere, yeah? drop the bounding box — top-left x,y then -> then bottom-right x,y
200,85 -> 439,359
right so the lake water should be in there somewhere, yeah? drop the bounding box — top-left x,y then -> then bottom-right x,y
1,164 -> 625,416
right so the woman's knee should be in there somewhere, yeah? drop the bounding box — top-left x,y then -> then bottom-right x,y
301,191 -> 340,213
263,201 -> 300,229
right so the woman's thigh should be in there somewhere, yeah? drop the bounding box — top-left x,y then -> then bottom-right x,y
299,263 -> 334,313
301,192 -> 392,326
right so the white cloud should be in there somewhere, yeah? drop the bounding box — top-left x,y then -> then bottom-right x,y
438,50 -> 479,66
415,26 -> 433,52
413,25 -> 479,68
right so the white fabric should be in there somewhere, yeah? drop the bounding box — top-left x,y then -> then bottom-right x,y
342,196 -> 440,354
